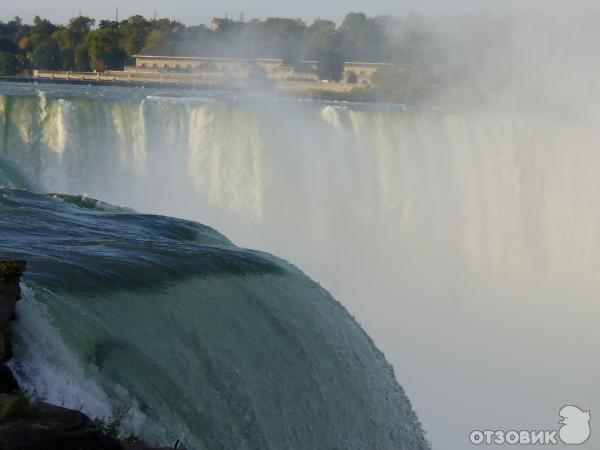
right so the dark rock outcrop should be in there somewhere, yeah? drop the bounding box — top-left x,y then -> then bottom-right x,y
0,260 -> 26,362
0,365 -> 19,394
0,394 -> 123,450
0,260 -> 25,396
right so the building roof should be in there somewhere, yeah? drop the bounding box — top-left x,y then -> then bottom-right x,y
133,55 -> 284,63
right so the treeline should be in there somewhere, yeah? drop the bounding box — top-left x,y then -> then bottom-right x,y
0,15 -> 181,74
153,13 -> 444,65
0,13 -> 444,79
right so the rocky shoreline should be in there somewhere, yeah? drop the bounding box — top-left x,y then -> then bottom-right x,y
0,260 -> 174,450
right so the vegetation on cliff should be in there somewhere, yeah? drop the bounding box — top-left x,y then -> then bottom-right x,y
0,13 -> 444,80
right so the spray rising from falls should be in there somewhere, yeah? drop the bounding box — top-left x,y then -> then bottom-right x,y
4,85 -> 600,276
1,83 -> 600,449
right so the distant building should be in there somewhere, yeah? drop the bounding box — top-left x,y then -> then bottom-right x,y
131,55 -> 319,81
133,55 -> 204,72
343,62 -> 406,85
130,55 -> 423,84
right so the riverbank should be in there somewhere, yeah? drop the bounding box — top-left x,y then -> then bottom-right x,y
8,70 -> 359,90
0,71 -> 370,101
0,75 -> 227,91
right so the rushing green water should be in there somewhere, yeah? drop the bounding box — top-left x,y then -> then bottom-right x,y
0,188 -> 428,449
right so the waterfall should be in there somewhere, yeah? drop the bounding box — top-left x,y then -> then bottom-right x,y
1,84 -> 599,449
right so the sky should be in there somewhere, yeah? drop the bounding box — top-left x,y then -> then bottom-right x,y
2,0 -> 600,26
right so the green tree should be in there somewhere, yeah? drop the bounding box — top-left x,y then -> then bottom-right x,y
339,12 -> 385,61
120,15 -> 151,55
98,20 -> 119,31
1,17 -> 30,43
261,18 -> 306,63
142,29 -> 168,53
69,16 -> 95,39
141,19 -> 185,54
53,16 -> 94,70
75,42 -> 91,71
31,16 -> 57,37
307,19 -> 336,49
30,38 -> 60,69
341,12 -> 369,32
317,48 -> 344,81
0,17 -> 22,39
0,37 -> 18,54
0,52 -> 18,75
86,28 -> 126,70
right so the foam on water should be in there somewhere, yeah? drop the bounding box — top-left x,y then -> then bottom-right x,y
8,285 -> 114,420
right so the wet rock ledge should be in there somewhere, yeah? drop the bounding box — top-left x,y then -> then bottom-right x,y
0,260 -> 25,364
0,260 -> 173,450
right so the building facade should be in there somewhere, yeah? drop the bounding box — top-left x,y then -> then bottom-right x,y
131,55 -> 421,84
130,55 -> 320,81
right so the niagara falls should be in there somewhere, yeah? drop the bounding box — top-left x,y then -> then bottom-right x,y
1,4 -> 599,450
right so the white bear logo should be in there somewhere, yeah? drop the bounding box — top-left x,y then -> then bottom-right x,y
559,405 -> 591,445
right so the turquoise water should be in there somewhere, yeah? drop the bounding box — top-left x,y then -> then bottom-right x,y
0,165 -> 428,447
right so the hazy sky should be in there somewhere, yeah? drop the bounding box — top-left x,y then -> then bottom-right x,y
2,0 -> 599,26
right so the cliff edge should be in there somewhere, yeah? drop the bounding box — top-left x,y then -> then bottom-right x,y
0,260 -> 172,450
0,260 -> 25,363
